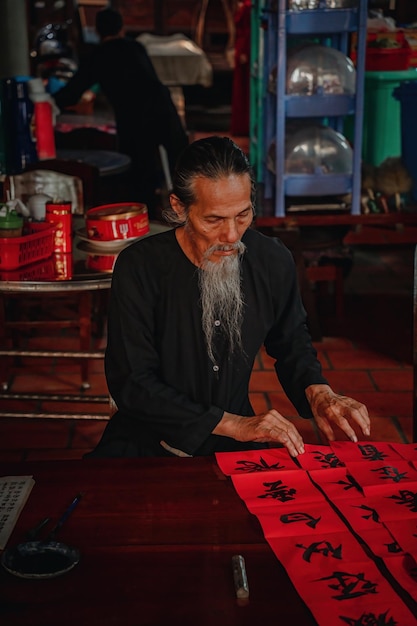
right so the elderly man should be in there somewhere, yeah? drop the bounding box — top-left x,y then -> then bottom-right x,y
89,136 -> 370,458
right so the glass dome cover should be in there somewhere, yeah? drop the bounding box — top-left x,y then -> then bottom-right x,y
287,44 -> 356,96
285,125 -> 353,174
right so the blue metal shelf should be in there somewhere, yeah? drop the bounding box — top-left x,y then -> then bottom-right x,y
260,0 -> 368,216
285,94 -> 355,117
285,9 -> 358,34
284,173 -> 352,196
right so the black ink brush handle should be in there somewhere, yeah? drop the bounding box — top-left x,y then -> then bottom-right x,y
46,492 -> 83,541
26,517 -> 51,540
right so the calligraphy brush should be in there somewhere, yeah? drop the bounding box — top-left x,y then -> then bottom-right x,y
26,517 -> 51,541
46,492 -> 84,541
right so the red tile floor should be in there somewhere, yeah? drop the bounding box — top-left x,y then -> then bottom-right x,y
0,238 -> 414,462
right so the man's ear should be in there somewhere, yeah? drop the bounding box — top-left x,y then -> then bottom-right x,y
169,194 -> 186,220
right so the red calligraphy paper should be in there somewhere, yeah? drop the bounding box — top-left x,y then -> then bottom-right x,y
231,468 -> 322,513
216,445 -> 417,623
215,448 -> 296,476
390,442 -> 417,462
267,530 -> 367,577
343,459 -> 417,497
256,498 -> 347,538
384,518 -> 417,555
330,441 -> 404,464
365,489 -> 417,523
296,444 -> 345,471
359,526 -> 404,559
382,553 -> 417,604
309,467 -> 363,501
290,560 -> 398,603
309,598 -> 416,626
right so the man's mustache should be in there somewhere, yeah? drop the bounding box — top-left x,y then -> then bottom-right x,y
205,241 -> 246,255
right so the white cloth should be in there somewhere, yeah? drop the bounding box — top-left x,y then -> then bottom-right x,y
136,33 -> 213,87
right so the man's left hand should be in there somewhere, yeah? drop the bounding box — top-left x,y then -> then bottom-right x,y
305,384 -> 370,443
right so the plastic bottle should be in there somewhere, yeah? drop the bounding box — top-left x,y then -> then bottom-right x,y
28,77 -> 56,160
0,77 -> 38,174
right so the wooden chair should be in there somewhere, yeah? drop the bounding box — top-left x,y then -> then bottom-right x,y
305,263 -> 345,320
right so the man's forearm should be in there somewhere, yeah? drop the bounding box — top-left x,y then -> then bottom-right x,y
212,411 -> 241,439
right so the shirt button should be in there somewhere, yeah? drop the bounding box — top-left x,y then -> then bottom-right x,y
214,320 -> 220,326
213,365 -> 219,372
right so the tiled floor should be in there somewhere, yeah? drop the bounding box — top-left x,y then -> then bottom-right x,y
0,239 -> 414,462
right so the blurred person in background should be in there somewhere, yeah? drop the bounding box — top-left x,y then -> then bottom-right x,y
53,8 -> 188,218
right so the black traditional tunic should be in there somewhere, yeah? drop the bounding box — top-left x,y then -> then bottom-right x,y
95,228 -> 328,457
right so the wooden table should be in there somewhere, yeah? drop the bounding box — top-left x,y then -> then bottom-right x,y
0,245 -> 112,419
255,212 -> 417,229
0,457 -> 316,626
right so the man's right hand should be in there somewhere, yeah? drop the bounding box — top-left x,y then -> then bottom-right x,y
213,410 -> 305,457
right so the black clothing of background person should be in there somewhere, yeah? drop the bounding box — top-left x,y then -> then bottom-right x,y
53,36 -> 188,217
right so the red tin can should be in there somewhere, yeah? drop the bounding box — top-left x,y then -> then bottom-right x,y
45,202 -> 72,253
85,203 -> 149,242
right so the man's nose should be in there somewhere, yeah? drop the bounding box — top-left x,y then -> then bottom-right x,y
220,219 -> 240,242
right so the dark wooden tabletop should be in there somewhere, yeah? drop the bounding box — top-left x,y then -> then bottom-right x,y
0,457 -> 317,626
56,149 -> 131,177
255,211 -> 417,229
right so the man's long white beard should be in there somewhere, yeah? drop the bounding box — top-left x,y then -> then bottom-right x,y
198,242 -> 246,364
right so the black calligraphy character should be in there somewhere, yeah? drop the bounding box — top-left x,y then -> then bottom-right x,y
336,474 -> 362,494
371,466 -> 408,483
296,540 -> 342,563
354,504 -> 380,523
340,609 -> 398,626
385,541 -> 402,554
258,479 -> 296,502
235,457 -> 286,473
312,450 -> 344,469
280,512 -> 321,529
358,444 -> 387,462
318,571 -> 378,600
403,554 -> 417,581
389,489 -> 417,513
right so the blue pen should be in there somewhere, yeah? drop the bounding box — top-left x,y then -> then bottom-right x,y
47,492 -> 83,541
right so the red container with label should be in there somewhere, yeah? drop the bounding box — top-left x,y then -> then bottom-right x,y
86,203 -> 149,242
34,100 -> 56,160
45,202 -> 72,253
53,253 -> 73,280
